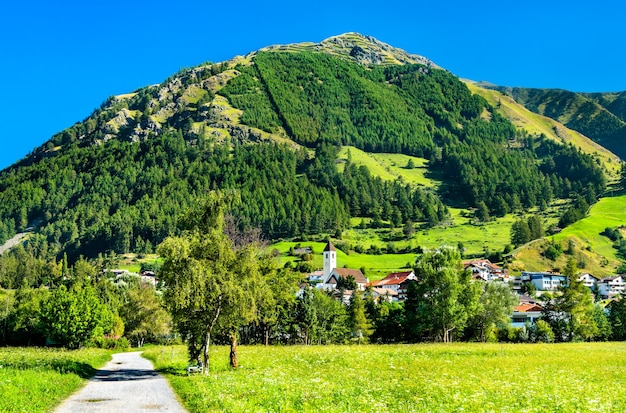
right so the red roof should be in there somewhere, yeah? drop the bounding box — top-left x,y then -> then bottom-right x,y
332,268 -> 367,284
373,271 -> 415,287
514,304 -> 543,312
463,259 -> 502,271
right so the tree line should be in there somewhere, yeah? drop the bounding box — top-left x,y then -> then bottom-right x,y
0,258 -> 170,349
3,196 -> 626,373
0,130 -> 449,266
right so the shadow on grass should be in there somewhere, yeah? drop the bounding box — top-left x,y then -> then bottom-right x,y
154,366 -> 188,376
50,360 -> 98,379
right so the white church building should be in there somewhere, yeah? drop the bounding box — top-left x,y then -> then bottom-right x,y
319,241 -> 368,291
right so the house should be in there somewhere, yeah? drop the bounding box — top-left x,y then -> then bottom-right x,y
325,268 -> 369,291
319,241 -> 369,291
370,287 -> 398,303
371,271 -> 416,301
521,271 -> 568,291
577,273 -> 599,289
140,270 -> 158,286
511,303 -> 543,328
463,259 -> 508,281
598,275 -> 625,298
308,270 -> 324,284
332,289 -> 354,305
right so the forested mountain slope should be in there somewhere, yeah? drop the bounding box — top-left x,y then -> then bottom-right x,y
0,33 -> 610,269
490,86 -> 626,160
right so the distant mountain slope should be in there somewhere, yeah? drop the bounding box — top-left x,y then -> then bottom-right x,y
489,86 -> 626,160
465,82 -> 621,178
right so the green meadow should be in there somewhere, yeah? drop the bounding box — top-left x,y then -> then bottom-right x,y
271,205 -> 563,280
555,194 -> 626,258
144,342 -> 626,413
337,146 -> 437,187
0,347 -> 112,413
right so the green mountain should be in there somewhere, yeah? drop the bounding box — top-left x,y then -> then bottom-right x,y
0,33 -> 616,283
489,86 -> 626,160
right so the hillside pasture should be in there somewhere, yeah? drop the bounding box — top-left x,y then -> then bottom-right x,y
144,342 -> 626,413
271,206 -> 565,279
337,146 -> 437,187
271,240 -> 414,281
513,194 -> 626,276
554,194 -> 626,271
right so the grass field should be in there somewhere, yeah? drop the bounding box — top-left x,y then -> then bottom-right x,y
144,342 -> 626,413
0,347 -> 112,413
337,146 -> 437,187
271,205 -> 564,279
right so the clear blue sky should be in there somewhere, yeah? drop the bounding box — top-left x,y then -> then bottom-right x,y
1,0 -> 625,170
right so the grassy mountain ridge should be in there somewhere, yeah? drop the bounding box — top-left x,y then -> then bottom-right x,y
488,86 -> 626,160
0,33 -> 621,283
465,82 -> 621,178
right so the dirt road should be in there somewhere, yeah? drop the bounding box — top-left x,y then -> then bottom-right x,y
53,352 -> 187,413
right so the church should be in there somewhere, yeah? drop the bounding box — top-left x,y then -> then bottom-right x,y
319,241 -> 369,291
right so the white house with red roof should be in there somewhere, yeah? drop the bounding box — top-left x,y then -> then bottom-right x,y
463,259 -> 508,281
371,271 -> 416,301
320,241 -> 369,291
511,303 -> 543,328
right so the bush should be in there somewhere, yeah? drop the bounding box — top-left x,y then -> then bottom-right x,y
530,320 -> 555,343
92,336 -> 130,350
496,324 -> 517,343
296,261 -> 315,273
543,241 -> 563,261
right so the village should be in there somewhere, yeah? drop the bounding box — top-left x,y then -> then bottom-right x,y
307,241 -> 624,330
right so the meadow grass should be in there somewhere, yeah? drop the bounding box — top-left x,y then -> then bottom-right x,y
144,342 -> 626,413
555,194 -> 626,259
270,206 -> 563,279
0,347 -> 112,413
337,146 -> 437,187
270,240 -> 413,280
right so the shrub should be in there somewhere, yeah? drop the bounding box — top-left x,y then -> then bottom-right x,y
92,336 -> 130,350
530,320 -> 555,343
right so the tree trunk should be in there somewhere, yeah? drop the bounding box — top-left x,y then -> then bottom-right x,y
229,331 -> 239,369
265,326 -> 269,346
203,299 -> 222,375
203,330 -> 211,375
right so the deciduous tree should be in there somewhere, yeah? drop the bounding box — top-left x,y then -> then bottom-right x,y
408,247 -> 480,342
158,192 -> 270,372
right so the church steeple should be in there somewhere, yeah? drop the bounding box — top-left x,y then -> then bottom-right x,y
323,241 -> 337,280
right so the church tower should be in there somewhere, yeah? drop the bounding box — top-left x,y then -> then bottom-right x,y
323,241 -> 337,280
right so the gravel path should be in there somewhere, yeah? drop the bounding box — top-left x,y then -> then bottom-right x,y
53,352 -> 188,413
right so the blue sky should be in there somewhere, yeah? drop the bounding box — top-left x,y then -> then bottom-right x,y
1,0 -> 625,170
